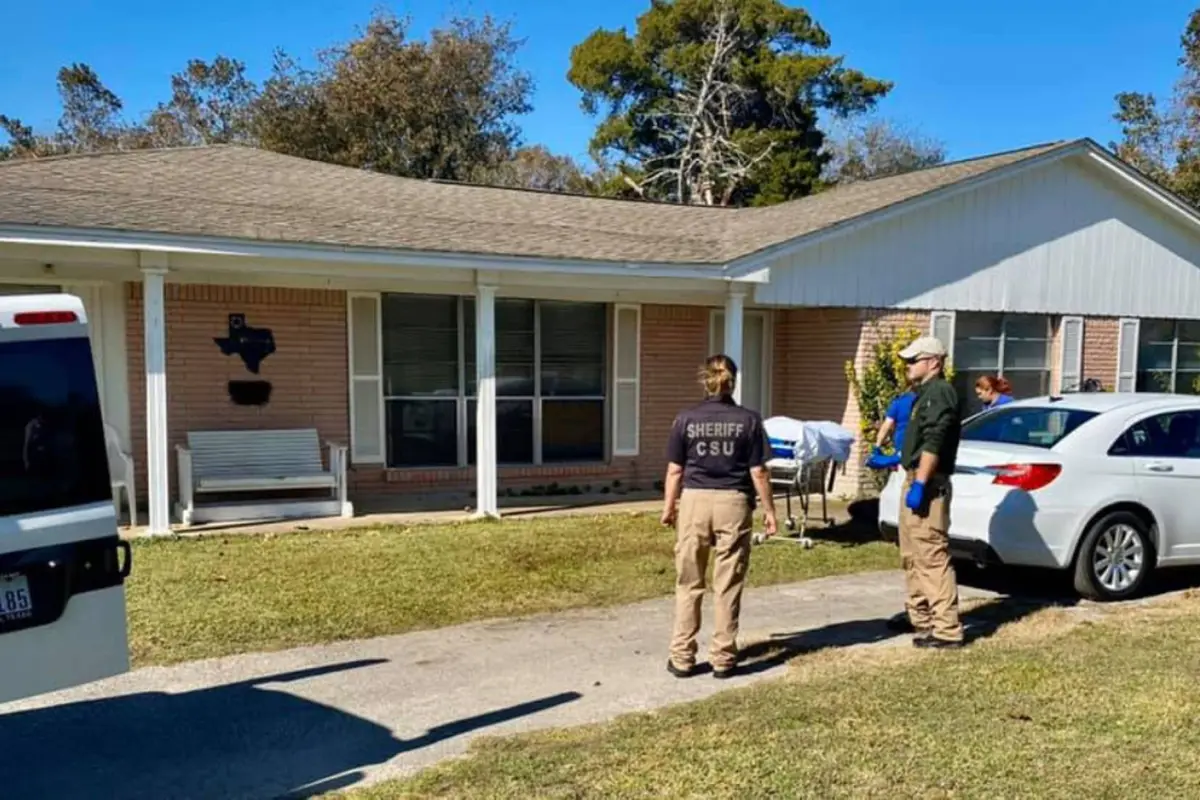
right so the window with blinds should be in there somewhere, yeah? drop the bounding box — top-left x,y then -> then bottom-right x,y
932,311 -> 1053,414
349,292 -> 619,468
1132,319 -> 1200,394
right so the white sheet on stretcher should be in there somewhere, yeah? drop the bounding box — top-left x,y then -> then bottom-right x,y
763,416 -> 855,466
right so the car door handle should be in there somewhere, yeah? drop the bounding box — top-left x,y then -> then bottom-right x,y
1146,462 -> 1175,473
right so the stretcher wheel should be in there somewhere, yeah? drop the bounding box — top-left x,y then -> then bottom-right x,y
785,516 -> 797,531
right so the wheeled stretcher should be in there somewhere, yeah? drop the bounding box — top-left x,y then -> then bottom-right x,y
763,417 -> 856,537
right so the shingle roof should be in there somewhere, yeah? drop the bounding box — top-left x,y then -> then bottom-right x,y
0,140 -> 1075,266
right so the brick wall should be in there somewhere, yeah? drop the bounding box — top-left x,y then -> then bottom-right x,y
126,283 -> 349,500
773,308 -> 930,497
1081,317 -> 1120,390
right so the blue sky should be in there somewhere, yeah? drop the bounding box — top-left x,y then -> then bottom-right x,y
0,0 -> 1194,164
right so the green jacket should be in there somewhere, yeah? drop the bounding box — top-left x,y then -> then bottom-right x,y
900,377 -> 961,477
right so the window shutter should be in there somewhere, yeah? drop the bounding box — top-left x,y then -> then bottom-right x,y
612,305 -> 641,456
348,293 -> 385,463
1059,316 -> 1084,391
1116,318 -> 1140,392
930,311 -> 956,360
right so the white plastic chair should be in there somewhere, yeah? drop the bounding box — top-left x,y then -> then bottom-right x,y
104,423 -> 137,528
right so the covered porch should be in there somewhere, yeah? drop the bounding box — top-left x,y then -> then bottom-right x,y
0,235 -> 769,535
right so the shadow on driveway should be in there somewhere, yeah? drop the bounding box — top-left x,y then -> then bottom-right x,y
0,659 -> 581,800
736,590 -> 1078,677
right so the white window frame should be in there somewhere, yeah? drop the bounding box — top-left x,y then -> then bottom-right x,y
347,292 -> 386,464
945,311 -> 1054,388
1116,317 -> 1141,393
1127,317 -> 1200,394
612,304 -> 641,457
1058,316 -> 1085,392
709,308 -> 772,415
377,294 -> 611,469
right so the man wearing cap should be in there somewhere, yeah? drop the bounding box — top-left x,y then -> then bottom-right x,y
896,335 -> 964,649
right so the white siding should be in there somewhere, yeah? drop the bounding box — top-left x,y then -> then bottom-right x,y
754,154 -> 1200,318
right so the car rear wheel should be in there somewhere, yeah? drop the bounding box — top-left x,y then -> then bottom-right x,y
1072,511 -> 1154,601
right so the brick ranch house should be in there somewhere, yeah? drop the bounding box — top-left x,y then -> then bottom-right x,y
2,137 -> 1199,534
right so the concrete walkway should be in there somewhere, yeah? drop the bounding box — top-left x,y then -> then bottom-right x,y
0,570 -> 1010,799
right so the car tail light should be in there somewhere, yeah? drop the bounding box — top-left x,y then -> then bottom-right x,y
13,310 -> 78,325
989,463 -> 1062,491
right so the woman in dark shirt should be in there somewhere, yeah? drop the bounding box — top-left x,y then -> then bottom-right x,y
659,354 -> 778,679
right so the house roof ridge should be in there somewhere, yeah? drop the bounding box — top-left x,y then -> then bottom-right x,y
0,136 -> 1108,266
0,143 -> 242,169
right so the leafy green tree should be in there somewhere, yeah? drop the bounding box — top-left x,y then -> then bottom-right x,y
567,0 -> 891,206
1112,7 -> 1200,203
1,64 -> 134,158
0,11 -> 544,185
822,118 -> 946,185
144,56 -> 259,147
255,12 -> 533,181
474,145 -> 593,193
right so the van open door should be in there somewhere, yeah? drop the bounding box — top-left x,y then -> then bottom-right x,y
0,294 -> 132,704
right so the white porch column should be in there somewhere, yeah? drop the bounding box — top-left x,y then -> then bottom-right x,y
724,288 -> 746,405
474,284 -> 499,518
141,262 -> 171,535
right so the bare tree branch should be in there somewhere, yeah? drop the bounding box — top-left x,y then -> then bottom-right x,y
617,0 -> 776,205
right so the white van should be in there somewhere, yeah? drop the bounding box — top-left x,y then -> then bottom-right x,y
0,293 -> 132,703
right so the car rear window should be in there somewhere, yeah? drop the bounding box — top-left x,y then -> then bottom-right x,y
961,406 -> 1099,449
0,336 -> 111,517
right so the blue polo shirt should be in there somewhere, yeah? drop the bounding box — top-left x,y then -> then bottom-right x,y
886,392 -> 917,449
986,393 -> 1014,410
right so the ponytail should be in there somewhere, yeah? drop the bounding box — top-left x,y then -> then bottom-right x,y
700,354 -> 738,397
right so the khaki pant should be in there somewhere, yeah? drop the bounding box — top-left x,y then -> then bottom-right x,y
669,489 -> 752,671
899,473 -> 963,642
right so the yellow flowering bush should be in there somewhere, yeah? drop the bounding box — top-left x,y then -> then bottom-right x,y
844,324 -> 955,452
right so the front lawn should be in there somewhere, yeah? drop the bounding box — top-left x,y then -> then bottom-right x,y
352,592 -> 1200,799
127,513 -> 894,666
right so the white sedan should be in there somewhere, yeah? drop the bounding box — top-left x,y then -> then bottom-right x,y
878,392 -> 1200,601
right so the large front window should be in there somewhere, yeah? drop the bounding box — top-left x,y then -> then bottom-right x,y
1135,319 -> 1200,394
953,313 -> 1052,413
380,294 -> 608,467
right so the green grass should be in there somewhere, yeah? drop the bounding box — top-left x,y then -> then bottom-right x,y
350,594 -> 1200,799
127,513 -> 894,666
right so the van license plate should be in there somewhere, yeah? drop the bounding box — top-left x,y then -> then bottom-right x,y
0,574 -> 33,620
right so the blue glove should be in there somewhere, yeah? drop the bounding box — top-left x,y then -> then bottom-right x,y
904,480 -> 926,512
865,452 -> 901,470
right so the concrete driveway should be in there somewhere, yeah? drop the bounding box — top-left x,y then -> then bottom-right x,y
0,570 -> 1030,799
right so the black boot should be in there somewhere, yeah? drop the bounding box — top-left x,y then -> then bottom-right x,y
666,660 -> 696,678
913,636 -> 964,650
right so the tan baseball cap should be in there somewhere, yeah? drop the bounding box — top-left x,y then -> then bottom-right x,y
898,335 -> 948,360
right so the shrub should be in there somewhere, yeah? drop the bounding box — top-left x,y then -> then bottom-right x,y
844,324 -> 955,487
